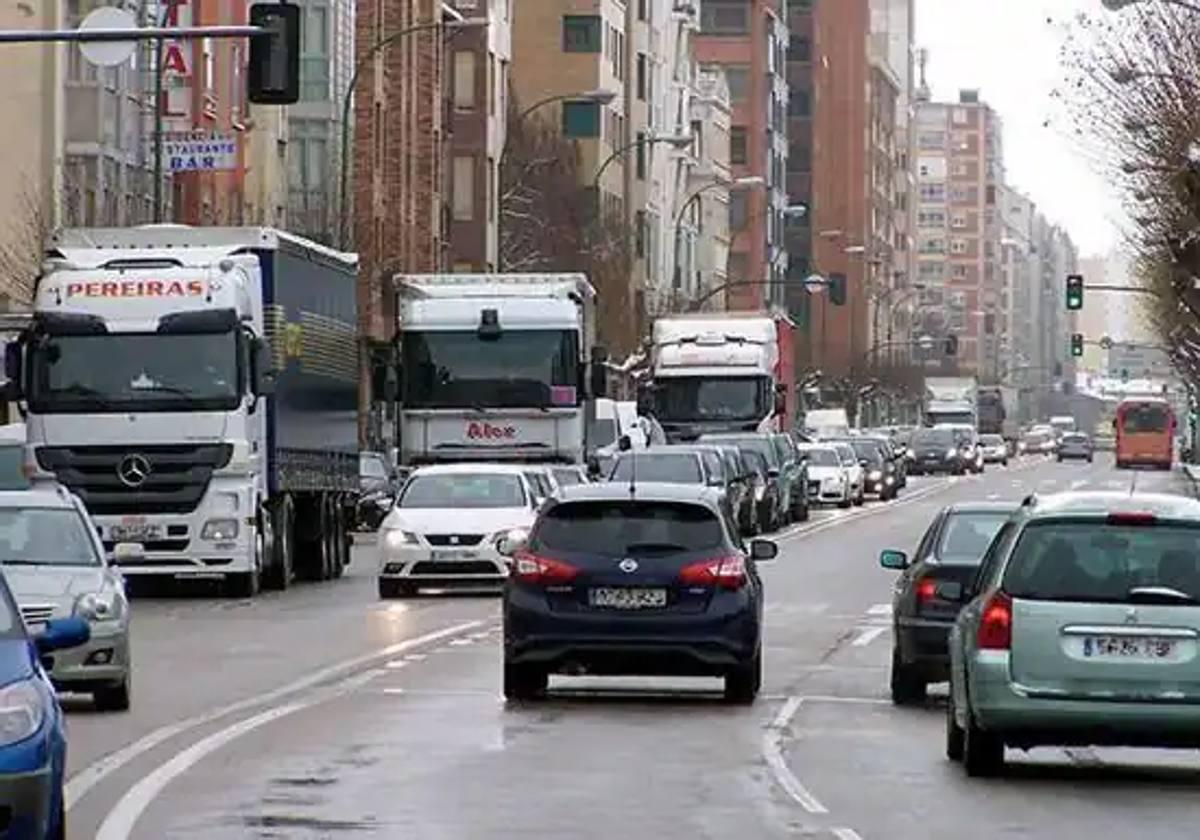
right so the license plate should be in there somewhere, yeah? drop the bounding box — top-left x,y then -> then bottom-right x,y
1081,635 -> 1177,660
111,517 -> 163,542
430,549 -> 478,561
589,587 -> 667,610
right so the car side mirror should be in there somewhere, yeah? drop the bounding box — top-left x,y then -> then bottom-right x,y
586,455 -> 601,478
617,434 -> 632,452
112,542 -> 145,565
749,538 -> 778,562
937,581 -> 965,602
859,459 -> 869,467
34,616 -> 90,654
879,548 -> 908,570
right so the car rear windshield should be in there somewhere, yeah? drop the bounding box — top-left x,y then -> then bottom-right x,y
533,500 -> 726,556
704,436 -> 780,468
0,446 -> 28,490
937,512 -> 1011,564
913,429 -> 955,446
399,474 -> 527,508
1003,521 -> 1200,603
806,448 -> 840,467
609,453 -> 703,484
0,508 -> 99,567
980,435 -> 1003,445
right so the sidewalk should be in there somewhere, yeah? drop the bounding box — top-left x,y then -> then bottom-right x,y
1179,463 -> 1200,497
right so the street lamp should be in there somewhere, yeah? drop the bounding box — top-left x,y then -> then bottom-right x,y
1102,0 -> 1200,12
337,15 -> 489,249
592,132 -> 694,190
671,175 -> 764,302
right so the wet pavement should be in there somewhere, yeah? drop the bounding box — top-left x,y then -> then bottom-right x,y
62,456 -> 1200,839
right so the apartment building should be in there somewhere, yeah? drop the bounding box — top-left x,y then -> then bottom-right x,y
913,89 -> 1005,377
695,0 -> 788,313
354,0 -> 456,339
811,0 -> 869,374
999,184 -> 1037,390
286,0 -> 355,243
784,0 -> 814,360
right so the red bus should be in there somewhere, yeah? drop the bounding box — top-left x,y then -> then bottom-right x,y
1114,397 -> 1175,470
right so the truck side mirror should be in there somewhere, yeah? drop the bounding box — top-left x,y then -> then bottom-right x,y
3,342 -> 21,399
252,339 -> 276,397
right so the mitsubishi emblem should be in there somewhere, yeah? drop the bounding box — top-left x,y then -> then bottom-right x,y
619,558 -> 639,573
116,454 -> 152,488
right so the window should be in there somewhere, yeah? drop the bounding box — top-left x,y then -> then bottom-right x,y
788,35 -> 810,61
918,261 -> 945,280
532,500 -> 725,555
563,101 -> 601,138
729,191 -> 749,230
452,156 -> 475,221
636,53 -> 647,100
950,239 -> 967,254
299,3 -> 330,102
951,131 -> 970,151
725,65 -> 750,102
635,210 -> 646,257
917,131 -> 945,150
950,214 -> 967,229
919,183 -> 945,201
0,508 -> 100,567
635,131 -> 646,180
919,238 -> 945,254
638,0 -> 647,21
951,161 -> 970,177
918,210 -> 945,227
788,89 -> 810,116
952,264 -> 969,279
562,15 -> 602,52
690,119 -> 703,160
730,126 -> 748,164
701,0 -> 750,34
454,51 -> 476,110
399,474 -> 527,509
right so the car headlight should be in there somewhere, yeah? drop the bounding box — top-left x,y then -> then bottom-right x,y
200,518 -> 239,540
0,679 -> 43,747
945,448 -> 958,458
382,528 -> 420,551
754,485 -> 766,501
75,586 -> 123,622
489,527 -> 529,548
868,470 -> 883,481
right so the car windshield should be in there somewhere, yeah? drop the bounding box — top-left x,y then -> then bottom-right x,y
937,512 -> 1012,564
551,468 -> 585,487
742,450 -> 768,477
523,472 -> 554,498
609,454 -> 703,484
806,448 -> 840,467
703,436 -> 780,468
0,508 -> 100,567
0,446 -> 28,490
846,441 -> 884,465
398,474 -> 527,508
913,429 -> 956,447
1003,521 -> 1200,603
532,501 -> 725,556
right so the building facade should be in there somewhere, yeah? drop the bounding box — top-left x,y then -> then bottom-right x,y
695,0 -> 788,313
677,67 -> 731,312
784,0 -> 814,363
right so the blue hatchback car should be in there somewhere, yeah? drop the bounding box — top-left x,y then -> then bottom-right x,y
0,572 -> 89,840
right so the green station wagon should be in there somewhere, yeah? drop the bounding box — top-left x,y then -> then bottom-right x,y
947,491 -> 1200,776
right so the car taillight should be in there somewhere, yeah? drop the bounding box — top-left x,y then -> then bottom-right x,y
679,555 -> 747,590
915,577 -> 938,604
976,591 -> 1012,650
512,550 -> 578,585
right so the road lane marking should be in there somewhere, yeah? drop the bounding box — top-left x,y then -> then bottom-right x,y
449,637 -> 474,646
66,619 -> 487,811
763,696 -> 828,814
850,626 -> 887,647
1069,479 -> 1088,490
865,603 -> 891,616
777,480 -> 952,543
832,829 -> 865,840
384,659 -> 409,670
95,666 -> 386,840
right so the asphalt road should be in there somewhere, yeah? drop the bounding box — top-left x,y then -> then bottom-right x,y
61,455 -> 1200,839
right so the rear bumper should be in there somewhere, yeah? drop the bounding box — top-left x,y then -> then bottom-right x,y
969,652 -> 1200,746
897,617 -> 952,679
504,590 -> 760,675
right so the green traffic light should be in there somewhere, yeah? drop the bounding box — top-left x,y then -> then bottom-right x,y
1065,274 -> 1084,311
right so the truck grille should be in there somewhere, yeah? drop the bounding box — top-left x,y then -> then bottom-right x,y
36,444 -> 233,515
20,605 -> 56,627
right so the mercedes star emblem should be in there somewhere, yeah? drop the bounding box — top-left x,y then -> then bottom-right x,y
619,558 -> 639,573
117,453 -> 152,488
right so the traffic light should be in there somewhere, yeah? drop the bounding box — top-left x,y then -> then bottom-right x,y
1065,273 -> 1084,311
248,3 -> 302,105
944,334 -> 958,356
1070,333 -> 1084,357
828,273 -> 847,306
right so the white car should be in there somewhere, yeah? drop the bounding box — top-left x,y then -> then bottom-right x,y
377,463 -> 538,597
978,434 -> 1009,465
829,441 -> 866,505
799,444 -> 853,507
0,485 -> 133,710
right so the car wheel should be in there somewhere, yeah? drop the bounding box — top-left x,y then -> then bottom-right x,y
378,578 -> 414,599
946,690 -> 965,762
890,647 -> 926,705
854,491 -> 865,506
724,650 -> 761,704
838,497 -> 852,509
963,709 -> 1005,777
94,675 -> 131,712
503,661 -> 548,701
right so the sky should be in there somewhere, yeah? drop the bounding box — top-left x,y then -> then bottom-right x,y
915,0 -> 1122,258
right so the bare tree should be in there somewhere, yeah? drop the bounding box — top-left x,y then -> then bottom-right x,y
499,95 -> 637,356
0,178 -> 53,308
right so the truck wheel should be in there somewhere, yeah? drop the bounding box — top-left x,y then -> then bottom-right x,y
320,498 -> 337,581
227,566 -> 260,598
332,500 -> 349,578
264,499 -> 293,591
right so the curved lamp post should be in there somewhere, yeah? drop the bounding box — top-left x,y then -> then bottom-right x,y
669,176 -> 764,305
1102,0 -> 1200,12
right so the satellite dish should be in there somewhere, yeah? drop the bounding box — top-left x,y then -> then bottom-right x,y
78,6 -> 139,68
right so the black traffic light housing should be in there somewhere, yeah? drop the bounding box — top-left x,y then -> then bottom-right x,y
944,334 -> 958,356
1070,332 -> 1084,357
1065,273 -> 1084,311
828,273 -> 847,306
248,3 -> 301,105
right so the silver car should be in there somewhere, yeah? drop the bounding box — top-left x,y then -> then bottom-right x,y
0,487 -> 132,710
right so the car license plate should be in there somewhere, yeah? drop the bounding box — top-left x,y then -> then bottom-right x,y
1081,635 -> 1177,660
430,549 -> 477,561
110,517 -> 163,543
589,587 -> 667,610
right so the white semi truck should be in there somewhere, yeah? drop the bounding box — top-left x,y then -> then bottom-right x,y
924,376 -> 979,427
392,273 -> 606,465
4,226 -> 359,596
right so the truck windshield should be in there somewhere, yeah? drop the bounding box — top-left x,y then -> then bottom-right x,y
926,410 -> 975,426
653,376 -> 768,423
28,332 -> 240,413
401,330 -> 580,409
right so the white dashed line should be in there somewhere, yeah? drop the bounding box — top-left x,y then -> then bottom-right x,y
763,697 -> 829,814
865,603 -> 892,616
404,653 -> 428,662
832,828 -> 865,840
850,626 -> 888,647
384,660 -> 408,670
449,637 -> 475,646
